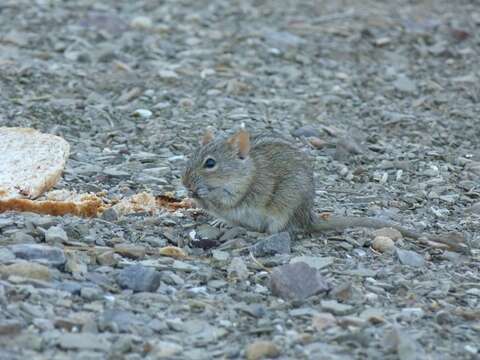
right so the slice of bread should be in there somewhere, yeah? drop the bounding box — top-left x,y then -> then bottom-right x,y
0,127 -> 70,200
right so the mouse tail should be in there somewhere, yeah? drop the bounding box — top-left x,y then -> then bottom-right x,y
308,215 -> 420,239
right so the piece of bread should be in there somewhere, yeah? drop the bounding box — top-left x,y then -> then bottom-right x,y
0,127 -> 70,200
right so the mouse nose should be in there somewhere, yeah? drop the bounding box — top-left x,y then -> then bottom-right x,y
181,173 -> 198,198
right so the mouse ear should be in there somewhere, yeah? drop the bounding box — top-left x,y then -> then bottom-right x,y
201,127 -> 215,145
227,128 -> 250,159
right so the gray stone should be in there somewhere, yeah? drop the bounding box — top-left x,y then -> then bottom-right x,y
212,250 -> 230,262
56,281 -> 82,295
24,215 -> 58,229
172,260 -> 198,272
45,226 -> 68,244
264,29 -> 306,49
0,248 -> 15,263
383,326 -> 426,360
290,256 -> 334,270
227,257 -> 249,280
270,262 -> 330,301
58,333 -> 110,351
197,224 -> 222,240
103,167 -> 130,178
9,244 -> 66,268
219,227 -> 247,242
393,75 -> 417,94
10,231 -> 35,243
251,232 -> 291,256
292,125 -> 320,138
101,207 -> 118,221
151,341 -> 183,358
161,271 -> 185,286
0,218 -> 14,229
395,249 -> 425,267
321,300 -> 355,316
99,309 -> 141,333
80,286 -> 104,301
116,265 -> 161,292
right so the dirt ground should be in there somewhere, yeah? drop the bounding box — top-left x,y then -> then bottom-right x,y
0,0 -> 479,359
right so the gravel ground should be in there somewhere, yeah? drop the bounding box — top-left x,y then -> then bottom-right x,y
1,0 -> 479,359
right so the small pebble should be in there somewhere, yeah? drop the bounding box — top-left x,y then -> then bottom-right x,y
132,109 -> 152,119
130,16 -> 153,29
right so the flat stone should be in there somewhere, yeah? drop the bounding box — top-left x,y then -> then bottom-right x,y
395,249 -> 425,267
0,261 -> 52,281
114,244 -> 146,259
182,319 -> 228,344
58,333 -> 110,351
290,256 -> 334,270
116,265 -> 161,292
0,248 -> 15,263
99,309 -> 141,333
393,75 -> 417,94
270,262 -> 330,301
103,168 -> 130,178
264,29 -> 305,49
172,260 -> 198,272
321,300 -> 355,316
10,231 -> 35,244
212,250 -> 230,262
292,125 -> 320,138
251,232 -> 291,256
80,286 -> 104,301
151,341 -> 183,359
9,244 -> 66,268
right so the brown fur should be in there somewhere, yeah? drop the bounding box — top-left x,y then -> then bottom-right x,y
182,128 -> 421,238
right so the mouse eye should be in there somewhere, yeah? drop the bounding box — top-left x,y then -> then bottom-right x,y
203,158 -> 216,169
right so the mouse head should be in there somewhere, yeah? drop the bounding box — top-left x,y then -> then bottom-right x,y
182,127 -> 254,209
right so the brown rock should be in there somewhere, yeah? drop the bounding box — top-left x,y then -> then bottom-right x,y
372,236 -> 395,253
114,244 -> 146,259
246,340 -> 280,360
372,228 -> 403,242
0,261 -> 51,281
